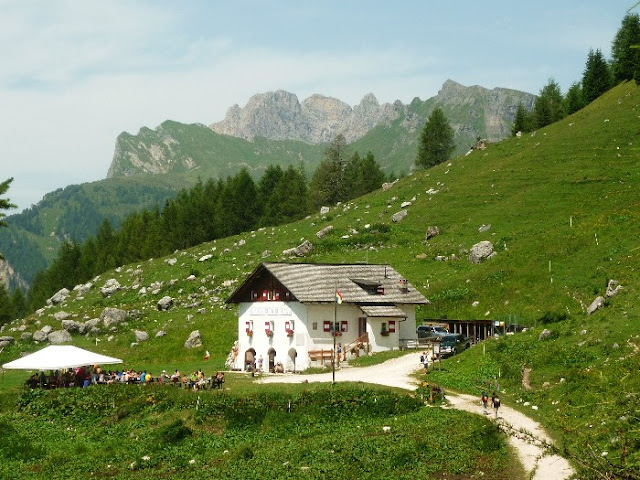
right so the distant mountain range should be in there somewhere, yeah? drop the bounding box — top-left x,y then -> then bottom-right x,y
1,80 -> 535,289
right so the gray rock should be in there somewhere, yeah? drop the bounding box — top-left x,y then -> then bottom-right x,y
283,239 -> 313,257
54,311 -> 72,321
587,296 -> 605,315
48,330 -> 72,344
316,225 -> 334,239
425,226 -> 440,240
606,280 -> 622,297
478,224 -> 491,233
100,279 -> 121,297
199,254 -> 213,262
0,340 -> 11,348
61,320 -> 82,332
469,241 -> 494,264
0,335 -> 14,343
155,330 -> 167,338
157,296 -> 173,311
184,330 -> 202,349
382,179 -> 398,191
392,209 -> 408,223
89,327 -> 101,336
401,201 -> 412,208
74,282 -> 93,295
48,288 -> 70,305
166,258 -> 177,266
612,343 -> 620,350
33,331 -> 48,342
20,332 -> 32,341
320,206 -> 330,215
538,329 -> 553,341
100,307 -> 128,328
134,330 -> 149,342
41,325 -> 54,334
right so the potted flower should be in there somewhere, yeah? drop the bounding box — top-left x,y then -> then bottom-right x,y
286,328 -> 294,337
265,329 -> 274,337
246,329 -> 253,337
380,329 -> 390,336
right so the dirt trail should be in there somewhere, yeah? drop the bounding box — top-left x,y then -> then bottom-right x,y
258,352 -> 575,480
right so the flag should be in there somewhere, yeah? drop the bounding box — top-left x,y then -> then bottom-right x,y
335,289 -> 343,304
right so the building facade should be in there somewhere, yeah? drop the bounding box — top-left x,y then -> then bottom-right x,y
226,262 -> 429,372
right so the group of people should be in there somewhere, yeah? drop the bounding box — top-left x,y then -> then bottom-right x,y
25,365 -> 225,391
481,391 -> 501,418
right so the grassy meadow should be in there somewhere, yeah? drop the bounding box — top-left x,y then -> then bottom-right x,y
0,81 -> 639,478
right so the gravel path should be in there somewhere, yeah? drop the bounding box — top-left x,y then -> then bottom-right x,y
259,351 -> 575,480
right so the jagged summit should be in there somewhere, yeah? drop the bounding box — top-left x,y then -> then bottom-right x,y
210,90 -> 402,143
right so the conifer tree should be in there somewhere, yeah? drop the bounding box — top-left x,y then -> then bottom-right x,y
582,49 -> 612,104
415,107 -> 455,169
0,177 -> 16,260
611,13 -> 640,84
563,82 -> 586,115
309,134 -> 349,208
511,104 -> 532,136
532,79 -> 565,129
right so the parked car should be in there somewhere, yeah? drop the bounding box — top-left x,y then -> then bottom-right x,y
416,325 -> 448,339
438,333 -> 471,357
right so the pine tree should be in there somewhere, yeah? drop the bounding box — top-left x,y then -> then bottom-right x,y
582,49 -> 612,104
511,104 -> 532,136
415,107 -> 455,169
563,82 -> 586,115
0,177 -> 16,259
532,79 -> 565,129
611,13 -> 640,84
309,134 -> 349,208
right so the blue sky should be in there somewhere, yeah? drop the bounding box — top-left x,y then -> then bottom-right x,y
0,0 -> 632,212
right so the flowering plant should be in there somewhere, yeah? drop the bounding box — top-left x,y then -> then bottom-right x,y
265,330 -> 274,337
286,329 -> 294,337
246,329 -> 253,336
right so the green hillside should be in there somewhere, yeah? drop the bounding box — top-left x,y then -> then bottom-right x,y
0,82 -> 638,478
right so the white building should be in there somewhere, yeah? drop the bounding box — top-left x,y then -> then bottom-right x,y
226,262 -> 429,372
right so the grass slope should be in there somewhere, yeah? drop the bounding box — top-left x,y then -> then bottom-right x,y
1,82 -> 639,478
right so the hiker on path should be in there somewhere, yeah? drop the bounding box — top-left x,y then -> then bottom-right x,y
492,392 -> 501,418
422,351 -> 429,374
481,392 -> 489,413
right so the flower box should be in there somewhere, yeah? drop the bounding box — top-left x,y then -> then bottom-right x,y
246,330 -> 253,336
265,330 -> 274,337
380,331 -> 390,336
286,329 -> 294,337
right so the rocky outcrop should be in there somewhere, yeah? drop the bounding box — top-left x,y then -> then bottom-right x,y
184,330 -> 202,349
469,241 -> 495,264
210,90 -> 402,144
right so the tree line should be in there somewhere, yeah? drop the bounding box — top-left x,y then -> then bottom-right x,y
18,140 -> 388,314
511,13 -> 640,135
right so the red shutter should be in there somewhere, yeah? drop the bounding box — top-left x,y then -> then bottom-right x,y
389,320 -> 396,333
323,321 -> 331,332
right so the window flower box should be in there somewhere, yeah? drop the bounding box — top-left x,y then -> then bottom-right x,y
286,329 -> 294,337
332,331 -> 342,337
265,330 -> 274,337
380,330 -> 390,336
246,329 -> 253,337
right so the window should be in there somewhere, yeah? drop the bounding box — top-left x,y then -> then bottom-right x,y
323,321 -> 331,332
389,320 -> 396,333
312,322 -> 318,331
341,321 -> 348,332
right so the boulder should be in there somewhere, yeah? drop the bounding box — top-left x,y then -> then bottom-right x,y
33,331 -> 48,342
166,258 -> 177,266
199,254 -> 213,262
316,225 -> 334,239
425,226 -> 440,240
48,288 -> 70,305
319,206 -> 330,215
100,307 -> 128,328
157,296 -> 174,311
392,210 -> 408,223
0,335 -> 15,344
134,330 -> 149,342
48,330 -> 72,344
100,279 -> 121,297
401,201 -> 412,208
74,282 -> 93,296
184,330 -> 202,349
606,280 -> 622,297
382,179 -> 398,191
478,224 -> 491,233
41,325 -> 54,334
587,296 -> 605,315
538,329 -> 553,341
283,240 -> 313,257
85,318 -> 101,329
20,332 -> 32,341
61,320 -> 82,333
155,330 -> 167,338
54,311 -> 71,321
0,340 -> 11,348
469,241 -> 494,264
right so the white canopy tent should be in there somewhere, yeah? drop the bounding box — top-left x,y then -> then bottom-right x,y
2,345 -> 122,371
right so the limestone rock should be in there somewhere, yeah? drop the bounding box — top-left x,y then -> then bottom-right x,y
469,241 -> 494,264
587,296 -> 605,315
392,210 -> 408,223
100,307 -> 128,328
33,331 -> 48,342
134,330 -> 149,342
100,279 -> 121,297
425,226 -> 440,240
61,320 -> 82,333
155,330 -> 167,338
606,280 -> 622,297
48,288 -> 70,306
320,206 -> 330,215
157,296 -> 174,311
478,224 -> 491,233
538,329 -> 553,341
54,311 -> 71,321
48,330 -> 72,344
283,240 -> 313,257
316,225 -> 334,239
184,330 -> 202,349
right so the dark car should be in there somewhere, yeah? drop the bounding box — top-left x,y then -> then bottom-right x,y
438,333 -> 471,356
416,325 -> 448,339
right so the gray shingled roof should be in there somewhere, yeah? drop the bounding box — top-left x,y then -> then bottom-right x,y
258,262 -> 429,305
359,305 -> 408,317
